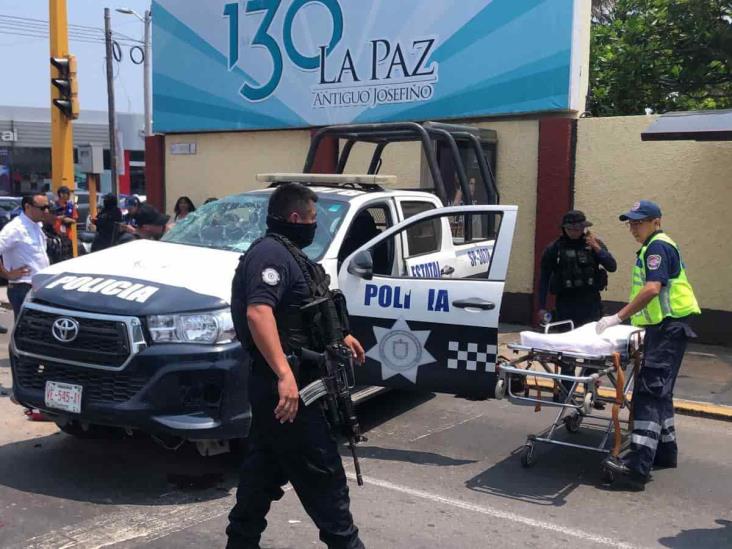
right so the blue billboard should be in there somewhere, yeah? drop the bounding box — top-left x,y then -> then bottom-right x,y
153,0 -> 589,132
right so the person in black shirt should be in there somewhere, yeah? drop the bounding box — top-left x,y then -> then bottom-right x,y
227,183 -> 365,549
91,193 -> 123,252
538,210 -> 617,328
119,196 -> 169,241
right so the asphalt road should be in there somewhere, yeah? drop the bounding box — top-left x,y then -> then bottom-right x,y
1,323 -> 732,549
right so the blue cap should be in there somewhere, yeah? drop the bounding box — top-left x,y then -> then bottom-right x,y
125,196 -> 141,209
619,200 -> 662,221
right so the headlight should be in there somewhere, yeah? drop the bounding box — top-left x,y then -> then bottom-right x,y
148,309 -> 236,345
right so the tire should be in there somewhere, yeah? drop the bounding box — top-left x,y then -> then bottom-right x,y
520,443 -> 536,468
564,413 -> 582,433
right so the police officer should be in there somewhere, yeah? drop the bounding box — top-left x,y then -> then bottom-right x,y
227,183 -> 366,549
538,210 -> 617,328
597,200 -> 700,489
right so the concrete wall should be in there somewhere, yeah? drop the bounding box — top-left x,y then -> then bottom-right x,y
474,119 -> 539,296
164,130 -> 311,214
575,115 -> 732,328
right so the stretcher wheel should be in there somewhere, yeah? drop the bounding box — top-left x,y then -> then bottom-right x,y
495,379 -> 506,400
520,443 -> 536,468
564,413 -> 582,433
583,393 -> 594,415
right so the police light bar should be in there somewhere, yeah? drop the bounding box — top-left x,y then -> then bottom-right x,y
257,173 -> 396,188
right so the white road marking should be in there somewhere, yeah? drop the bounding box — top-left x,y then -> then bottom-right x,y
16,472 -> 641,548
18,486 -> 293,549
408,412 -> 486,442
346,473 -> 642,549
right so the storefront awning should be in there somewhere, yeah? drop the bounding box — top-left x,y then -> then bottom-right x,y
641,109 -> 732,141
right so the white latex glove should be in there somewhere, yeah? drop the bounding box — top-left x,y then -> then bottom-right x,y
595,314 -> 621,334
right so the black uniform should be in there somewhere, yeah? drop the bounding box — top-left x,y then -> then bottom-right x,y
227,235 -> 363,549
538,236 -> 617,327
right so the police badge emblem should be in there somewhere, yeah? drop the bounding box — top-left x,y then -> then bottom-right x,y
262,268 -> 280,286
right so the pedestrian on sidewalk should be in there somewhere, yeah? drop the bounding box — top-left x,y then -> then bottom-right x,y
0,193 -> 53,421
0,193 -> 51,319
597,200 -> 700,489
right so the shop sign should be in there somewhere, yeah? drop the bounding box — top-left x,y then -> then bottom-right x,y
153,0 -> 589,132
0,129 -> 18,143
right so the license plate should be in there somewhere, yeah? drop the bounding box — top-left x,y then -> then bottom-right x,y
45,381 -> 82,414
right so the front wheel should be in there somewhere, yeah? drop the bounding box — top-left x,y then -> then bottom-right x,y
520,443 -> 537,468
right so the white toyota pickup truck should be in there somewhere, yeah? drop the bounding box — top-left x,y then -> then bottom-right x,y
10,123 -> 517,451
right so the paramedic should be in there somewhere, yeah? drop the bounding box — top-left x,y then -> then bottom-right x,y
227,183 -> 365,549
538,209 -> 617,327
597,200 -> 700,488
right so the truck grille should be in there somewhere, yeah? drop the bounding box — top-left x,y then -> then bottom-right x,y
14,307 -> 131,368
14,359 -> 146,404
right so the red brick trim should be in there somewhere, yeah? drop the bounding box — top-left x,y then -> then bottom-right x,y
532,117 -> 576,320
144,135 -> 166,212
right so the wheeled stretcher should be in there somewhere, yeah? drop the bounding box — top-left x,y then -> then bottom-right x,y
495,321 -> 644,468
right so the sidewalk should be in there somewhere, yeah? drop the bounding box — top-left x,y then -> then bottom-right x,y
499,323 -> 732,420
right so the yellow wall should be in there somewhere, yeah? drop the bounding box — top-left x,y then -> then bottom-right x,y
164,130 -> 312,214
341,141 -> 422,189
474,119 -> 539,294
575,115 -> 732,311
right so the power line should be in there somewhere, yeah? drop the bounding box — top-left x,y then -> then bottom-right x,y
0,14 -> 142,45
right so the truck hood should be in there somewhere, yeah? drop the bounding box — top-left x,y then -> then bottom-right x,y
32,240 -> 240,316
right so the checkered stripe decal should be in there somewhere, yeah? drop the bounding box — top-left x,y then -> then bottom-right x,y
447,341 -> 497,372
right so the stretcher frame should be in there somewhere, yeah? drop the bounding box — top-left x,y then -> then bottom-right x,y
495,321 -> 644,468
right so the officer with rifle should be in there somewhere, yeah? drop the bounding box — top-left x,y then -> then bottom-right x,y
227,183 -> 366,549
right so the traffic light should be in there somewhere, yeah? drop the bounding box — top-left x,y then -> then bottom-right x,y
50,54 -> 79,119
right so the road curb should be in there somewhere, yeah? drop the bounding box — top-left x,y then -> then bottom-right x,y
525,378 -> 732,422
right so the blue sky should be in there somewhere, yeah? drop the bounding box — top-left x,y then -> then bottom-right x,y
0,0 -> 151,113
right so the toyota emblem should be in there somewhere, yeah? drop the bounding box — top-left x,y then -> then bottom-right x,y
51,317 -> 80,343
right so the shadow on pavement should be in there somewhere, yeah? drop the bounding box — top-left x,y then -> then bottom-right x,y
353,445 -> 476,467
465,429 -> 610,507
0,431 -> 239,506
355,390 -> 435,433
658,519 -> 732,548
0,391 -> 430,507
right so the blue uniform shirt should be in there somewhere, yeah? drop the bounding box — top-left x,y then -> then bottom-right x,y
240,236 -> 309,310
641,232 -> 681,286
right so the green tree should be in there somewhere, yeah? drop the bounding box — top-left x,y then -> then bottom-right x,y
589,0 -> 732,116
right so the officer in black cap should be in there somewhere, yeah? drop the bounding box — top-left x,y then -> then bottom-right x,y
538,209 -> 617,328
227,183 -> 366,549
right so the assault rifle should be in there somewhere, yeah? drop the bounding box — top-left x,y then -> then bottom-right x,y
298,344 -> 367,486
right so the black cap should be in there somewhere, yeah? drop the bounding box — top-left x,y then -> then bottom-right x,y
58,185 -> 70,195
561,210 -> 593,228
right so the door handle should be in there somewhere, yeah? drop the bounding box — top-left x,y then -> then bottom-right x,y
452,298 -> 495,310
440,265 -> 455,275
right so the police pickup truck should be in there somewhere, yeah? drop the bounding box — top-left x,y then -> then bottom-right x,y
10,122 -> 517,452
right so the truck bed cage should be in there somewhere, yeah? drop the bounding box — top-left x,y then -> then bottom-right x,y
303,122 -> 499,207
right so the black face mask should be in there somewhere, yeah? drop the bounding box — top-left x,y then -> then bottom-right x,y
267,215 -> 317,249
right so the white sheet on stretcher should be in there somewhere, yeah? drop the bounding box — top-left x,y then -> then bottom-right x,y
520,322 -> 643,357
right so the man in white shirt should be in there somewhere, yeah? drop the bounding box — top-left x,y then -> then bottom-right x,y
0,193 -> 51,320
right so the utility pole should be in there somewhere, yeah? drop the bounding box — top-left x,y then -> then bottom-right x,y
104,7 -> 118,194
49,0 -> 78,256
143,9 -> 152,136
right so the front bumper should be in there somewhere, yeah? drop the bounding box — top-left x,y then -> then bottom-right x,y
10,340 -> 251,440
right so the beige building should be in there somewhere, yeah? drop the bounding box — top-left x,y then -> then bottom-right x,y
160,114 -> 731,344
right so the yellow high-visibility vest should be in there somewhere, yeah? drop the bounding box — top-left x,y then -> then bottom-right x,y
629,233 -> 700,326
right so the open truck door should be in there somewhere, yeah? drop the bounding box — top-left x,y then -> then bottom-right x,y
339,205 -> 517,396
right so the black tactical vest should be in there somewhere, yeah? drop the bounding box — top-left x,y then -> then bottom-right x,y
551,239 -> 607,293
231,233 -> 349,356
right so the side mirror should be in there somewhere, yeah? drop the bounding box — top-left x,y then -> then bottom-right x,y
347,250 -> 373,280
